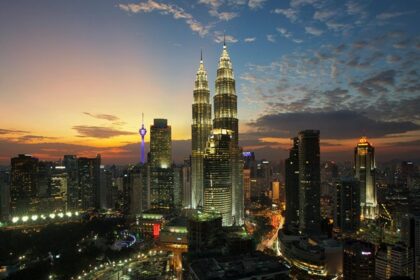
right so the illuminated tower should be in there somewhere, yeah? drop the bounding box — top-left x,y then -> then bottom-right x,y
212,39 -> 243,225
203,129 -> 232,226
191,51 -> 212,209
149,119 -> 174,209
354,137 -> 377,220
139,113 -> 147,164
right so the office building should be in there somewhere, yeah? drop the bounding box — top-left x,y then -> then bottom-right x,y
343,240 -> 376,280
354,137 -> 377,219
203,129 -> 233,226
77,155 -> 101,210
149,119 -> 174,209
334,178 -> 360,234
191,53 -> 212,209
285,137 -> 299,226
10,154 -> 39,214
63,155 -> 79,210
298,130 -> 321,235
212,41 -> 243,225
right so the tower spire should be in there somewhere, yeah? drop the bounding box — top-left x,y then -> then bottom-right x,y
139,112 -> 147,164
200,48 -> 203,62
223,32 -> 226,48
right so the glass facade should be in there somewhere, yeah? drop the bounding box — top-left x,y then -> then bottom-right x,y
191,57 -> 212,209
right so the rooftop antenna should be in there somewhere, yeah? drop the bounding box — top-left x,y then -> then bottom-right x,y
139,113 -> 147,164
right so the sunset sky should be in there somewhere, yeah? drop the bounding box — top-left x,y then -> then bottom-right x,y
0,0 -> 419,164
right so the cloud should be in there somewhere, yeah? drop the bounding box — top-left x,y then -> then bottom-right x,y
0,129 -> 29,135
313,10 -> 336,22
118,0 -> 210,37
266,34 -> 276,43
244,37 -> 256,43
350,69 -> 396,96
376,11 -> 416,21
213,31 -> 238,43
83,112 -> 120,122
272,8 -> 298,22
17,135 -> 56,142
248,0 -> 267,10
290,0 -> 319,8
72,126 -> 136,138
345,1 -> 364,15
199,0 -> 238,21
276,27 -> 293,38
248,111 -> 420,139
305,26 -> 324,36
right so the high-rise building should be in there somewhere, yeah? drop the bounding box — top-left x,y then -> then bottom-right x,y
0,170 -> 10,221
191,53 -> 212,209
243,168 -> 251,205
212,41 -> 243,225
77,155 -> 101,210
298,130 -> 321,235
150,119 -> 172,169
149,119 -> 174,209
272,181 -> 280,205
354,137 -> 377,220
343,240 -> 376,280
63,155 -> 79,210
375,243 -> 414,280
122,165 -> 149,215
285,137 -> 299,226
203,129 -> 233,226
334,178 -> 360,234
182,158 -> 192,208
10,154 -> 39,214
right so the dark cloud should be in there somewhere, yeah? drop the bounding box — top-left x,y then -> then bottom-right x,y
248,110 -> 419,139
0,129 -> 29,134
351,69 -> 396,95
72,126 -> 136,138
17,135 -> 56,142
83,112 -> 120,122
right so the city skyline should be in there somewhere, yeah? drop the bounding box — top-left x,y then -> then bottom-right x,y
1,0 -> 420,165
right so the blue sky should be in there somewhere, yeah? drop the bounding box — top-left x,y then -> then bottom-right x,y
0,0 -> 419,163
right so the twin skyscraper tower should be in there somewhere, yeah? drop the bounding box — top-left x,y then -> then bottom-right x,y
191,42 -> 244,226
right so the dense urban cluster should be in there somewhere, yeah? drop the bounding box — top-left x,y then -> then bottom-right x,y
1,42 -> 420,280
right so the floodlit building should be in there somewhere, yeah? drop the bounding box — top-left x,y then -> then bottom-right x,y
191,52 -> 212,209
354,137 -> 377,219
149,119 -> 174,209
212,41 -> 243,225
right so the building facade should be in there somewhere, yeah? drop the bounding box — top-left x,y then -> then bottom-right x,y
212,42 -> 243,225
354,137 -> 377,220
203,129 -> 233,226
149,119 -> 174,209
298,130 -> 321,236
191,54 -> 212,209
285,137 -> 299,226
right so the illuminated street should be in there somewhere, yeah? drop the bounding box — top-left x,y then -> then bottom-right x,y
73,250 -> 174,280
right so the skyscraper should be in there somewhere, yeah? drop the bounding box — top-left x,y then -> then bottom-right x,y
10,154 -> 39,214
343,240 -> 376,280
63,155 -> 79,210
77,155 -> 101,210
354,137 -> 377,220
298,130 -> 321,235
203,129 -> 233,226
149,118 -> 174,209
150,119 -> 171,169
334,179 -> 360,234
212,41 -> 243,225
191,52 -> 212,209
285,137 -> 299,226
